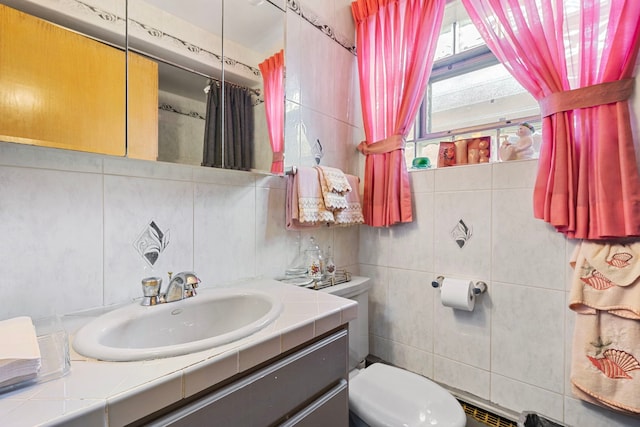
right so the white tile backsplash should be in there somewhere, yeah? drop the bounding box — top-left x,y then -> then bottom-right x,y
0,165 -> 103,319
103,175 -> 194,305
194,181 -> 257,285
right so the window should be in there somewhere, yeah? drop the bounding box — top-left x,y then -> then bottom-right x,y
406,0 -> 541,169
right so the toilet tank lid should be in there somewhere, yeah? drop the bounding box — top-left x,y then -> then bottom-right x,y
349,363 -> 466,427
319,276 -> 370,298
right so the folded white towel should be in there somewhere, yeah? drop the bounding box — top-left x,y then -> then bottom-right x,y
0,317 -> 42,388
334,174 -> 365,226
316,166 -> 352,195
315,166 -> 348,211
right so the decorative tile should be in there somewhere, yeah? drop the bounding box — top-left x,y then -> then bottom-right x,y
434,190 -> 491,278
451,219 -> 473,248
133,221 -> 170,267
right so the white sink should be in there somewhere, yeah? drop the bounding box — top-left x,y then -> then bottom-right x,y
73,288 -> 283,361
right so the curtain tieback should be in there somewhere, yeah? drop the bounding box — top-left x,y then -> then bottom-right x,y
356,134 -> 405,155
539,78 -> 634,117
272,151 -> 284,162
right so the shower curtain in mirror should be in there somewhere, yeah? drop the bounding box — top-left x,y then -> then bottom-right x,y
259,50 -> 285,175
351,0 -> 445,227
202,81 -> 254,171
462,0 -> 640,239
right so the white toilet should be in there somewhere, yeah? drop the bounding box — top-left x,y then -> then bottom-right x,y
322,277 -> 467,427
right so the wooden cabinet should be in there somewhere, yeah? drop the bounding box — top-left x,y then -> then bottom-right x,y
143,328 -> 349,427
0,4 -> 157,159
127,52 -> 159,161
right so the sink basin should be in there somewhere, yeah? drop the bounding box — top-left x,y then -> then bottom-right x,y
73,288 -> 283,361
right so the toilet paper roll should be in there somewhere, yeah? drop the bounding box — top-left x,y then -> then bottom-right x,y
440,278 -> 475,311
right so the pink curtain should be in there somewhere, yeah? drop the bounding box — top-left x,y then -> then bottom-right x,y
259,50 -> 285,174
462,0 -> 640,239
351,0 -> 445,227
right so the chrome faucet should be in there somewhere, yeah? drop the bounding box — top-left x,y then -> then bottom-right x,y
140,272 -> 200,306
164,271 -> 200,302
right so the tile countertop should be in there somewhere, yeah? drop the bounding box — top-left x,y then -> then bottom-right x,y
0,277 -> 362,427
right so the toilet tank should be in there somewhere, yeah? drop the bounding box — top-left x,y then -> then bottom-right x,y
320,277 -> 370,370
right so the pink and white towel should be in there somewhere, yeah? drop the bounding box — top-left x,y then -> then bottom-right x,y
569,240 -> 640,415
316,166 -> 352,195
286,167 -> 333,230
285,167 -> 364,230
334,174 -> 364,226
315,166 -> 349,211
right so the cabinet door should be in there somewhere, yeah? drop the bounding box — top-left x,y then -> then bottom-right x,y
127,52 -> 158,161
0,4 -> 126,155
148,329 -> 348,427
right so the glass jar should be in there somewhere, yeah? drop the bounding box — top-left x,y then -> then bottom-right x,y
305,236 -> 323,280
325,245 -> 336,279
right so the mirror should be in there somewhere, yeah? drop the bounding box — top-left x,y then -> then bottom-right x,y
0,0 -> 285,174
126,0 -> 286,173
0,0 -> 127,155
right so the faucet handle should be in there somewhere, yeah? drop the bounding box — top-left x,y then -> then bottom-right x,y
183,272 -> 200,297
141,277 -> 162,306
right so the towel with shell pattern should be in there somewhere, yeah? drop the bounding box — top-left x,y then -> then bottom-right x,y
569,241 -> 640,415
569,241 -> 640,319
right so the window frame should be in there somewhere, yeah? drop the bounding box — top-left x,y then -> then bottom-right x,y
406,27 -> 541,167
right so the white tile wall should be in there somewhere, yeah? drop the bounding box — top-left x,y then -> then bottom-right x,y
103,174 -> 194,305
0,164 -> 104,319
360,159 -> 639,426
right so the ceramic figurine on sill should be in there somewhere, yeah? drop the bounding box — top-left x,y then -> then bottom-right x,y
499,122 -> 536,161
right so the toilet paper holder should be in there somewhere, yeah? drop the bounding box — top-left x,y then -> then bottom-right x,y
431,276 -> 487,295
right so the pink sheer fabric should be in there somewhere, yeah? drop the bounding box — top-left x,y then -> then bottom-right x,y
259,50 -> 285,174
352,0 -> 445,227
462,0 -> 640,239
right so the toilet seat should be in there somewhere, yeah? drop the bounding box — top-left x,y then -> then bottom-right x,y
349,363 -> 466,427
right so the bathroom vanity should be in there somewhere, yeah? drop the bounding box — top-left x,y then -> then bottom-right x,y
145,329 -> 348,426
0,278 -> 357,427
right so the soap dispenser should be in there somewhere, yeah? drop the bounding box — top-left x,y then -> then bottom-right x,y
305,236 -> 324,281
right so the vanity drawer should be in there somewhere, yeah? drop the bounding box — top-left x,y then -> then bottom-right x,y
147,328 -> 348,426
279,379 -> 348,427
